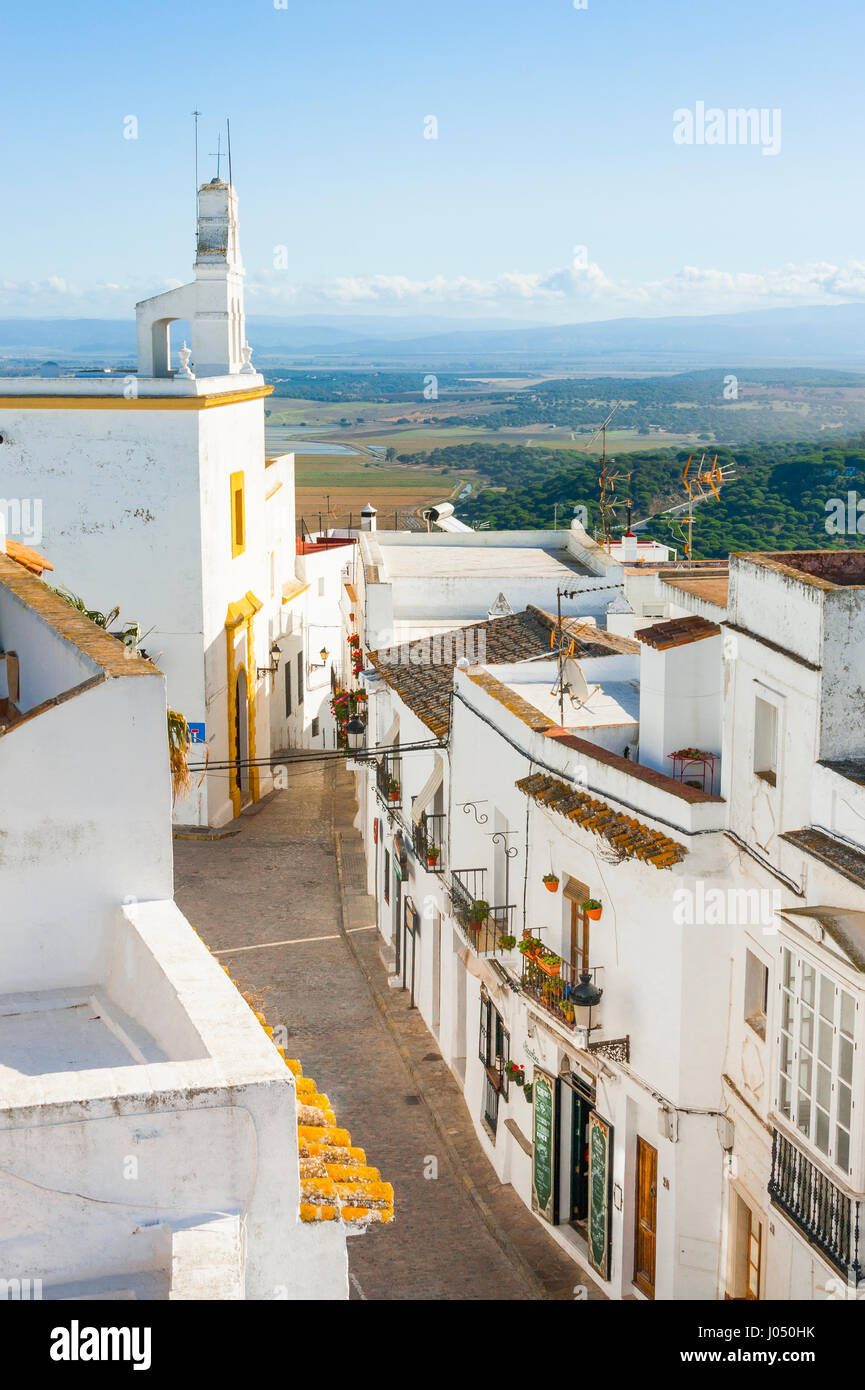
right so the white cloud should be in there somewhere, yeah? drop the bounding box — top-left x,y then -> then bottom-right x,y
4,258 -> 865,321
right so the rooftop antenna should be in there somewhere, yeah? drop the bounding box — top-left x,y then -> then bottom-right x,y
581,402 -> 624,550
672,453 -> 736,568
192,109 -> 201,227
226,117 -> 233,188
209,131 -> 223,179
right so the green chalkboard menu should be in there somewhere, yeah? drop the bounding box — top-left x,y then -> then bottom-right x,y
588,1111 -> 613,1280
532,1070 -> 556,1223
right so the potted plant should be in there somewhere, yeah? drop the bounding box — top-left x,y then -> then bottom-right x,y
524,1082 -> 534,1104
467,900 -> 489,931
427,844 -> 440,870
542,872 -> 559,893
505,1060 -> 525,1087
537,948 -> 562,978
582,898 -> 602,920
518,934 -> 538,957
387,778 -> 400,801
498,934 -> 517,952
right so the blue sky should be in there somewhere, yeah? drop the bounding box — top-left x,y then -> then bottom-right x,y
2,0 -> 864,321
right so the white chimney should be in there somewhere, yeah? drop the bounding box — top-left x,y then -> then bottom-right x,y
360,502 -> 377,533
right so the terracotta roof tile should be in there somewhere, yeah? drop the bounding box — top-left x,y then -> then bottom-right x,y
4,539 -> 53,575
635,614 -> 720,651
517,771 -> 687,868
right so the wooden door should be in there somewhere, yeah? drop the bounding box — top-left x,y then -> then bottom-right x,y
634,1137 -> 657,1298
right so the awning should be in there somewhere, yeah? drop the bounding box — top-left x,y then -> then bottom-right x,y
411,754 -> 444,825
379,710 -> 399,750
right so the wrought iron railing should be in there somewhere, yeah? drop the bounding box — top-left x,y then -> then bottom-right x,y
412,812 -> 447,872
769,1128 -> 862,1282
449,869 -> 515,956
521,950 -> 602,1031
376,756 -> 402,808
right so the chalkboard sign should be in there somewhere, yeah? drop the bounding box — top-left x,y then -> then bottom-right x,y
588,1112 -> 613,1280
532,1070 -> 556,1223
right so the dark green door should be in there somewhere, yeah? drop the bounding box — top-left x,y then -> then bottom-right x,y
571,1094 -> 591,1224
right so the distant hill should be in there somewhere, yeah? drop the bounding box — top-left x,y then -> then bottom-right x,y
3,302 -> 865,370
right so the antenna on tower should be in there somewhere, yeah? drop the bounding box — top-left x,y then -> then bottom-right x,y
226,117 -> 233,188
192,109 -> 201,224
580,401 -> 626,550
671,453 -> 736,567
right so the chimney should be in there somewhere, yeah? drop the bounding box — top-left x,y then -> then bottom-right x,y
360,502 -> 377,533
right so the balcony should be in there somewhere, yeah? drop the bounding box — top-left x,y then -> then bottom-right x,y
449,869 -> 515,956
412,812 -> 447,873
375,756 -> 402,810
520,939 -> 600,1033
769,1128 -> 863,1283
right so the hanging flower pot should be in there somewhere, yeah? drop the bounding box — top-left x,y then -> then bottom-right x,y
518,933 -> 541,961
426,846 -> 440,869
542,872 -> 559,893
505,1060 -> 526,1087
582,899 -> 603,920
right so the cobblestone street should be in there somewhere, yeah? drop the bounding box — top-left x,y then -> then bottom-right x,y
174,761 -> 603,1301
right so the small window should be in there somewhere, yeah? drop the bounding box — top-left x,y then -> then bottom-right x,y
230,472 -> 246,557
297,652 -> 304,705
744,950 -> 768,1040
284,662 -> 292,717
754,696 -> 778,786
312,716 -> 320,739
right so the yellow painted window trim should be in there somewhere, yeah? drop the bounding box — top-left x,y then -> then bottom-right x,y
230,471 -> 246,558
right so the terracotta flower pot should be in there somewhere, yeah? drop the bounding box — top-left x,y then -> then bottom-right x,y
584,906 -> 602,920
543,878 -> 559,893
537,956 -> 561,978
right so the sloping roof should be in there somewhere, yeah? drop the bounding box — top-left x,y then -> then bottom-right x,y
4,540 -> 53,575
820,760 -> 865,789
781,907 -> 865,975
635,614 -> 721,651
780,828 -> 865,891
369,605 -> 633,737
516,771 -> 688,868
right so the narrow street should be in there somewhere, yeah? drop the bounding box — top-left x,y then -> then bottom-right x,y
173,760 -> 599,1301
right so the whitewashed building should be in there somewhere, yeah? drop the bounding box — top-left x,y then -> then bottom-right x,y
0,177 -> 318,828
0,540 -> 391,1299
348,515 -> 865,1301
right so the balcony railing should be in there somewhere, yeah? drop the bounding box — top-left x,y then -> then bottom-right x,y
412,812 -> 447,872
769,1128 -> 863,1283
521,946 -> 602,1032
450,869 -> 515,956
376,756 -> 402,808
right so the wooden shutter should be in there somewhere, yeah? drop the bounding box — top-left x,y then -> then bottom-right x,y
634,1137 -> 657,1298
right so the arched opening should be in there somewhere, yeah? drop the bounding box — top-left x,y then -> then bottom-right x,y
234,667 -> 250,804
150,316 -> 192,377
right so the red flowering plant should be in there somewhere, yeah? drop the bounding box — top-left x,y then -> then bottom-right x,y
505,1061 -> 526,1087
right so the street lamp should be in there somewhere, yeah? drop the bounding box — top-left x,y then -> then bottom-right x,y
346,714 -> 367,754
571,970 -> 603,1050
257,640 -> 282,681
308,645 -> 330,673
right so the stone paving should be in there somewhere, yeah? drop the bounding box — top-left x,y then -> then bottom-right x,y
174,759 -> 605,1301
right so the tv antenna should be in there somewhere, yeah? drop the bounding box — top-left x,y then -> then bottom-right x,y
581,402 -> 628,549
672,453 -> 736,567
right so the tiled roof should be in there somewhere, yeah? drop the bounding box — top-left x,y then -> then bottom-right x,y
4,540 -> 54,575
369,605 -> 631,736
216,961 -> 394,1228
635,614 -> 720,650
780,828 -> 865,891
517,771 -> 688,868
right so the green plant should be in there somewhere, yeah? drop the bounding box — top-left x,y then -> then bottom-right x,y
498,934 -> 517,951
518,935 -> 539,956
468,899 -> 489,924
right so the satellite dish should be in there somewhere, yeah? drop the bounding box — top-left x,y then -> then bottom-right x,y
559,658 -> 600,711
456,657 -> 470,670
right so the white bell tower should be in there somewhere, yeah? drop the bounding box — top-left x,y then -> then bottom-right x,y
136,176 -> 252,379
